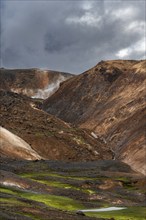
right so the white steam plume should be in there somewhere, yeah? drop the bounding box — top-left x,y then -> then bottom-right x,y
32,75 -> 66,99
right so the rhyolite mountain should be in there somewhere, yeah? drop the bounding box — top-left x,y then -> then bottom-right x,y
0,126 -> 42,160
43,60 -> 146,175
0,68 -> 72,99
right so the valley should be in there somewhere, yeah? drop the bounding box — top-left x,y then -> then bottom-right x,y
1,159 -> 146,220
0,60 -> 146,219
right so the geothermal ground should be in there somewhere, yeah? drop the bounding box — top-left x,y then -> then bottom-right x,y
0,60 -> 146,219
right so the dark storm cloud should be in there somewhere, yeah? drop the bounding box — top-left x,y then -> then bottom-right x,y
1,0 -> 145,73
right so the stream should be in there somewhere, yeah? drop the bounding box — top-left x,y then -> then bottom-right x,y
79,207 -> 127,213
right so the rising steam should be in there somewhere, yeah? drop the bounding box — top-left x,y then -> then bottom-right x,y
32,75 -> 67,99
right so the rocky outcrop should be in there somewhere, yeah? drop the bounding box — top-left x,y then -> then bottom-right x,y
0,68 -> 72,99
43,60 -> 146,175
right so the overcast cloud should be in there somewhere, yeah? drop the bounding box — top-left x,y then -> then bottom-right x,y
0,0 -> 145,73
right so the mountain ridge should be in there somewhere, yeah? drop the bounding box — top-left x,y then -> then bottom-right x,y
0,68 -> 73,99
43,59 -> 146,175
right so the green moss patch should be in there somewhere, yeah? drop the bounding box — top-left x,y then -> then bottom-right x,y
20,172 -> 96,181
0,197 -> 27,206
19,175 -> 96,195
31,179 -> 96,195
17,212 -> 40,220
33,179 -> 78,190
0,185 -> 84,211
0,187 -> 17,195
19,192 -> 84,211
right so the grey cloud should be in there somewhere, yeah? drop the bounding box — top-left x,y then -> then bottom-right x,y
1,0 -> 145,73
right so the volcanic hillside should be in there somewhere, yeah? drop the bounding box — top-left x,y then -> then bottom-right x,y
43,60 -> 146,175
0,126 -> 42,160
0,68 -> 72,99
0,90 -> 110,161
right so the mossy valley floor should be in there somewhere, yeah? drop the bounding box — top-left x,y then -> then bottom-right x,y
0,159 -> 146,220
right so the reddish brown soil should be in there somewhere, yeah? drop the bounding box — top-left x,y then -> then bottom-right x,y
43,60 -> 146,174
0,68 -> 72,98
0,90 -> 110,161
0,60 -> 145,220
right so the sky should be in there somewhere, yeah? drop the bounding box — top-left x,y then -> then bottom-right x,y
0,0 -> 146,74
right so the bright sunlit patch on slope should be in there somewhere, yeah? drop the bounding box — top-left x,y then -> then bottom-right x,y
0,127 -> 32,151
1,181 -> 24,189
0,126 -> 42,160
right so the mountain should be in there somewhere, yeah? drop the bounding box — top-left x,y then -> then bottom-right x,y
0,61 -> 146,220
0,90 -> 110,161
43,60 -> 146,175
0,68 -> 72,99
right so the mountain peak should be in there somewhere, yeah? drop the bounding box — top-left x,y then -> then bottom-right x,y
43,60 -> 146,175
